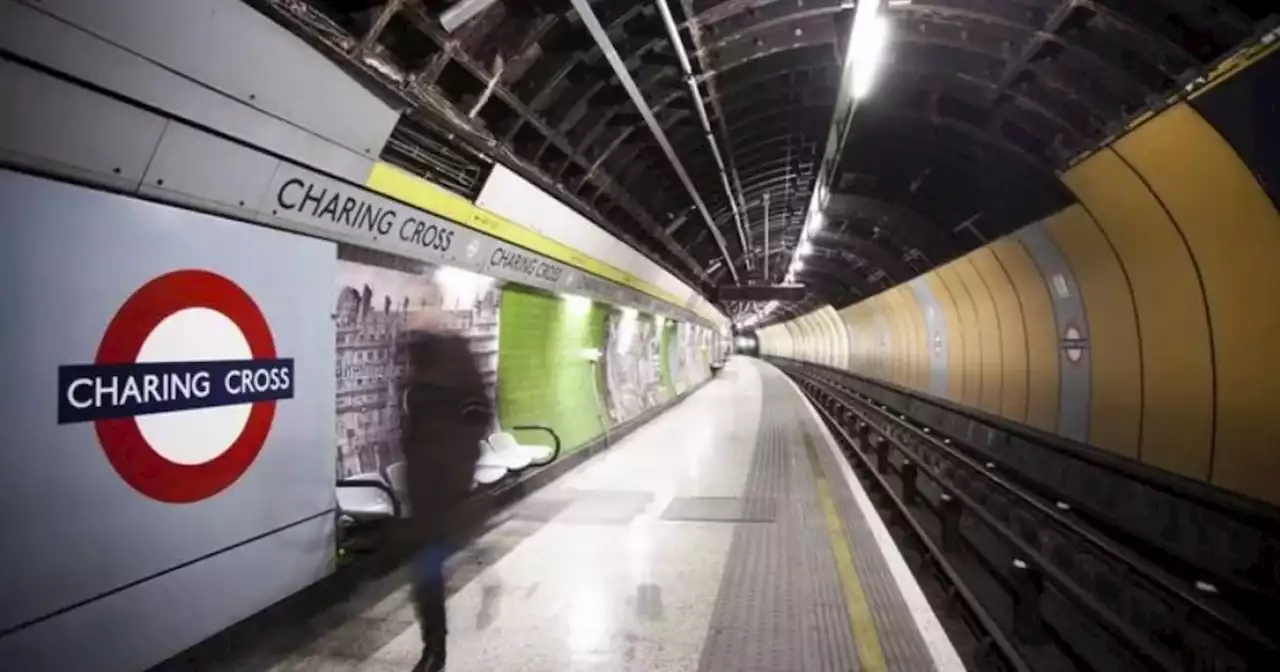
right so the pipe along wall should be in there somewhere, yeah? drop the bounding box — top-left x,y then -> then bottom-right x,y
760,47 -> 1280,507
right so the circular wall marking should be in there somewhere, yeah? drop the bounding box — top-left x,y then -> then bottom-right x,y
1062,323 -> 1087,365
135,308 -> 253,466
92,270 -> 280,503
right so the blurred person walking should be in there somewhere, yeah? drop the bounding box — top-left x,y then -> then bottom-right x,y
400,310 -> 492,672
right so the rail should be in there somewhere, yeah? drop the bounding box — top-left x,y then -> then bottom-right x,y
773,358 -> 1280,616
806,391 -> 1035,672
782,362 -> 1278,671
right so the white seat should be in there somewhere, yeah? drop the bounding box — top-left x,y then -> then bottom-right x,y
385,461 -> 408,496
491,431 -> 555,466
476,439 -> 512,468
483,434 -> 534,470
336,472 -> 396,522
383,461 -> 410,517
473,462 -> 509,486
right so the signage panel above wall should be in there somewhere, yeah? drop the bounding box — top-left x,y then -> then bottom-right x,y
259,163 -> 700,325
0,43 -> 715,328
717,284 -> 808,303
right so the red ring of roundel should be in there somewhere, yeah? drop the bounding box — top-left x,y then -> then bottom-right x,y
93,269 -> 278,504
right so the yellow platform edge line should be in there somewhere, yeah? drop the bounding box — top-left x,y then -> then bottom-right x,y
803,429 -> 888,672
363,162 -> 686,309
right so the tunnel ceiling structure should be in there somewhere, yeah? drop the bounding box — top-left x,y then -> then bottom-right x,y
254,0 -> 1276,320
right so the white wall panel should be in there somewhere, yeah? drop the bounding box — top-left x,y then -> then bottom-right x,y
25,0 -> 400,160
0,0 -> 377,183
477,164 -> 713,317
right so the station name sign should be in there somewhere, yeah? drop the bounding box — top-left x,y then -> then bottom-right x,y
259,165 -> 713,328
487,246 -> 564,283
59,360 -> 293,424
274,176 -> 456,254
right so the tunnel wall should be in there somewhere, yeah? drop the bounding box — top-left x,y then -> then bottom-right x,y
763,49 -> 1280,507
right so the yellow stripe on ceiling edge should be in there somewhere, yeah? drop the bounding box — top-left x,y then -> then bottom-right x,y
363,161 -> 685,308
1062,37 -> 1279,170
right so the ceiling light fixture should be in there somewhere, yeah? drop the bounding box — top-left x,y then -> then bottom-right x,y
807,212 -> 825,236
850,12 -> 891,100
784,0 -> 890,289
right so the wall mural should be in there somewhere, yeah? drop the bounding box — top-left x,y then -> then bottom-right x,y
334,246 -> 500,479
673,322 -> 708,394
602,309 -> 664,425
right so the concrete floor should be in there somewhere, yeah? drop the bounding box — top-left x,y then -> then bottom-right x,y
264,359 -> 961,672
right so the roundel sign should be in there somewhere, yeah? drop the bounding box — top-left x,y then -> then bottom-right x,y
57,270 -> 294,503
1062,322 -> 1089,365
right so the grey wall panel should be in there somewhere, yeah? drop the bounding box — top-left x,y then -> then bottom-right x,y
22,0 -> 400,159
141,121 -> 283,213
1014,223 -> 1091,441
0,516 -> 332,672
908,276 -> 949,398
0,171 -> 336,657
0,1 -> 374,182
0,58 -> 168,191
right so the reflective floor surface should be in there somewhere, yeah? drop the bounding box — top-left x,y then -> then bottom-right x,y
259,359 -> 961,672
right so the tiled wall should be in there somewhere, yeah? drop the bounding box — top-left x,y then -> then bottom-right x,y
497,286 -> 607,454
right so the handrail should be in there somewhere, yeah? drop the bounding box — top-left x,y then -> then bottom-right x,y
512,424 -> 562,466
336,477 -> 402,520
775,358 -> 1280,530
790,367 -> 1278,664
805,385 -> 1035,672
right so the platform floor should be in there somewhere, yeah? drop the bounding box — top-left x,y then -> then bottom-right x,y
262,359 -> 962,672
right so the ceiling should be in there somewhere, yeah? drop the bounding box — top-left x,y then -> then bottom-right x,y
254,0 -> 1276,321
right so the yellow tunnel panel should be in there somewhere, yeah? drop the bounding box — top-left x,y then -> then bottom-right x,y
1115,102 -> 1280,506
1045,206 -> 1143,459
1063,145 -> 1215,480
882,290 -> 910,387
826,306 -> 851,370
972,248 -> 1029,424
956,258 -> 1004,416
838,305 -> 859,373
938,263 -> 983,409
868,296 -> 896,384
991,237 -> 1060,434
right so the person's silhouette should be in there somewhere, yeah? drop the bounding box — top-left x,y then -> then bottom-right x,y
400,311 -> 491,671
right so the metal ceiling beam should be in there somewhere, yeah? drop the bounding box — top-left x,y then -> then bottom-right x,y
569,0 -> 740,283
392,3 -> 711,287
676,0 -> 754,257
440,0 -> 500,34
657,0 -> 753,271
689,2 -> 1182,97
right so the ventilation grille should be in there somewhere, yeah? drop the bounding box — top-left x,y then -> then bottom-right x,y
380,115 -> 493,201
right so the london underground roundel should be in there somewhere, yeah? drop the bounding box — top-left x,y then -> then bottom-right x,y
57,270 -> 294,503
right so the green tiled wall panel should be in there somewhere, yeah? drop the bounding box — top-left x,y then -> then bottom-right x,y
660,320 -> 676,399
497,286 -> 608,454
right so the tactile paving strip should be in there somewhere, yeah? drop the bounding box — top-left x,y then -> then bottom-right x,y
696,366 -> 940,672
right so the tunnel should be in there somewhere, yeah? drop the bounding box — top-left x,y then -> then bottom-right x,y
1,0 -> 1278,671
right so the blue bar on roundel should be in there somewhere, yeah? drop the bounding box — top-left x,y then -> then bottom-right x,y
56,359 -> 294,424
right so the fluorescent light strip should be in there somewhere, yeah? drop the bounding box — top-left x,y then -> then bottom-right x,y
783,0 -> 891,292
